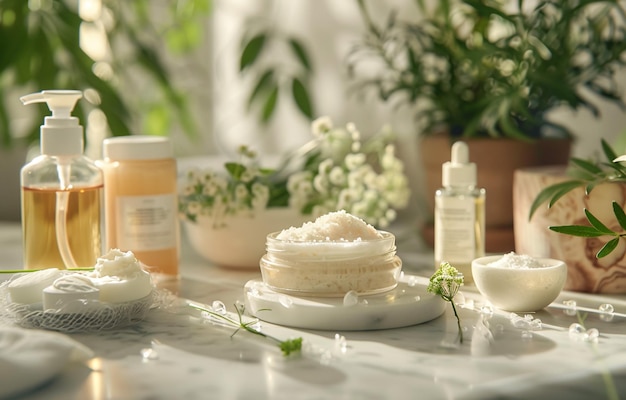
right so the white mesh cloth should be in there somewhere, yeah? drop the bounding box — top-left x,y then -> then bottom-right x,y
0,274 -> 169,333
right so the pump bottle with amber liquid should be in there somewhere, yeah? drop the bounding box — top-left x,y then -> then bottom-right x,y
20,90 -> 103,270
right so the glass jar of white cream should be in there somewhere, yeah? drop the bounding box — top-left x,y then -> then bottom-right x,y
259,230 -> 402,297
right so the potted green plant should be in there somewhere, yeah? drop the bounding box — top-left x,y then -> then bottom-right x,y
516,139 -> 626,293
348,0 -> 626,252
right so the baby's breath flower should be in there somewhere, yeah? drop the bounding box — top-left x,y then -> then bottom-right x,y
345,153 -> 366,170
318,158 -> 334,175
311,116 -> 333,137
240,168 -> 257,183
329,166 -> 347,186
428,262 -> 465,344
180,118 -> 410,229
203,182 -> 218,196
182,184 -> 195,196
187,201 -> 201,215
235,184 -> 248,200
213,176 -> 228,191
313,174 -> 329,194
346,122 -> 358,135
178,148 -> 288,224
251,182 -> 269,198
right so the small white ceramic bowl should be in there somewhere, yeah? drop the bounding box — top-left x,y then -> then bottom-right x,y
471,255 -> 567,312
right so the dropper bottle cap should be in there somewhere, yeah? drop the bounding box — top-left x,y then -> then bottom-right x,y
442,141 -> 476,187
20,90 -> 84,157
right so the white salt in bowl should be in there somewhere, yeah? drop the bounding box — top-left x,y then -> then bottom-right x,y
471,254 -> 567,312
260,231 -> 402,297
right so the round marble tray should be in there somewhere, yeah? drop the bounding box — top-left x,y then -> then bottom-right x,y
243,275 -> 446,331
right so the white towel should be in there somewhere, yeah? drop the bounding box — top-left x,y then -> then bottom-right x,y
0,326 -> 93,399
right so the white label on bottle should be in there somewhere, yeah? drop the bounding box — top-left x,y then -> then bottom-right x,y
116,194 -> 177,251
434,196 -> 476,263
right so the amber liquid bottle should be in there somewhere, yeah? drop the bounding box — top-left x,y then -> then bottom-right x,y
22,185 -> 102,269
20,90 -> 103,270
101,136 -> 179,280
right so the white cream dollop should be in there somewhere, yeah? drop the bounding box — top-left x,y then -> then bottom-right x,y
92,249 -> 144,278
89,249 -> 152,303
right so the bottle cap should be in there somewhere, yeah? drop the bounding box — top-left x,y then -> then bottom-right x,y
103,136 -> 173,160
20,90 -> 84,156
442,141 -> 476,187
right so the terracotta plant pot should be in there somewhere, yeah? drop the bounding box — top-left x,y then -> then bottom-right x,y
514,166 -> 626,294
420,134 -> 571,253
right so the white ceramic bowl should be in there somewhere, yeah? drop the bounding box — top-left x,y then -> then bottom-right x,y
182,208 -> 309,268
471,255 -> 567,312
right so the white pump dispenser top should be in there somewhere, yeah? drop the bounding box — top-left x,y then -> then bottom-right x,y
442,141 -> 476,187
20,90 -> 84,157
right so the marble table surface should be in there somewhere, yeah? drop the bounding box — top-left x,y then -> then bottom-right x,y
1,221 -> 626,400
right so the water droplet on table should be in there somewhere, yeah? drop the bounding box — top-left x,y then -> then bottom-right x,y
212,300 -> 226,314
563,299 -> 577,316
343,291 -> 359,307
141,348 -> 159,361
279,295 -> 293,308
599,303 -> 614,314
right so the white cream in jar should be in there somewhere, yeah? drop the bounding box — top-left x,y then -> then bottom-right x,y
260,211 -> 402,296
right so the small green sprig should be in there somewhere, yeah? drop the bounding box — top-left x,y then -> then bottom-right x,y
0,268 -> 94,274
428,262 -> 465,344
549,201 -> 626,259
189,302 -> 302,356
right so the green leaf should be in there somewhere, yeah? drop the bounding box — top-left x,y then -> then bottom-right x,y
248,69 -> 275,109
549,225 -> 606,237
601,161 -> 626,178
240,34 -> 266,71
261,86 -> 279,123
288,38 -> 312,71
225,162 -> 246,180
613,201 -> 626,231
528,180 -> 585,220
498,113 -> 530,141
584,209 -> 614,234
597,237 -> 620,258
601,138 -> 619,163
570,157 -> 603,175
291,77 -> 313,119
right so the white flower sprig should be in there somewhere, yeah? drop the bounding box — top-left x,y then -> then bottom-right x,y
179,145 -> 285,227
428,262 -> 465,344
178,117 -> 411,229
287,116 -> 410,228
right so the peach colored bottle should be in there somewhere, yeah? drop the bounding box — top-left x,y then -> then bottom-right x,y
101,136 -> 179,280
